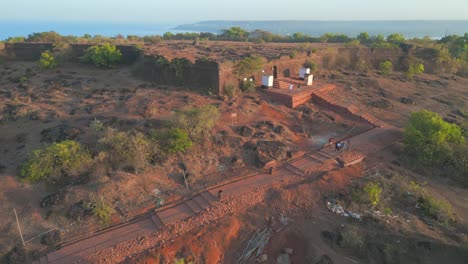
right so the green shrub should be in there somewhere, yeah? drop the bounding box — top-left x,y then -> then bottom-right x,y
92,196 -> 114,224
83,43 -> 122,68
234,55 -> 265,77
240,79 -> 256,92
289,50 -> 297,59
174,105 -> 220,139
303,59 -> 317,72
98,128 -> 158,173
21,140 -> 92,183
39,50 -> 58,69
363,182 -> 382,206
379,61 -> 393,75
406,63 -> 425,79
404,110 -> 464,166
89,118 -> 104,132
153,128 -> 193,154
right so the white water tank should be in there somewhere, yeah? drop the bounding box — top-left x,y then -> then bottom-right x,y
299,68 -> 311,79
305,74 -> 314,86
262,75 -> 274,87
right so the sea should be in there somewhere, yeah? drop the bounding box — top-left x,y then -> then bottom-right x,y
1,20 -> 467,40
0,21 -> 194,40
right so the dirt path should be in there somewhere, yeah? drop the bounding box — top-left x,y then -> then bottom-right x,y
34,123 -> 401,264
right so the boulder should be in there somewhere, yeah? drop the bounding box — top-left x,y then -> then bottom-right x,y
67,200 -> 95,221
40,192 -> 65,208
40,230 -> 61,246
315,255 -> 334,264
237,126 -> 253,137
255,141 -> 289,168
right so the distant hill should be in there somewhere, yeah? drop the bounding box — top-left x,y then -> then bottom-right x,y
174,20 -> 468,38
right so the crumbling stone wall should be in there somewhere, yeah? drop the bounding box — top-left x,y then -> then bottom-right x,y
134,56 -> 219,94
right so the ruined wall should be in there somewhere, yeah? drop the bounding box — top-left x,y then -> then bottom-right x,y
4,43 -> 141,64
134,56 -> 219,94
4,43 -> 54,60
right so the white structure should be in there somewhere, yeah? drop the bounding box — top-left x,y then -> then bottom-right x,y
262,75 -> 274,87
299,68 -> 311,79
305,74 -> 314,86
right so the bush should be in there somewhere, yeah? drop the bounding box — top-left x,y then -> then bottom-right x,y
240,79 -> 256,92
83,43 -> 122,68
98,128 -> 158,173
92,196 -> 114,224
408,181 -> 456,225
21,140 -> 92,183
406,63 -> 425,79
234,55 -> 265,77
38,50 -> 58,69
404,110 -> 464,166
303,59 -> 317,72
89,118 -> 104,132
363,182 -> 382,206
174,105 -> 220,139
152,128 -> 193,154
379,61 -> 393,75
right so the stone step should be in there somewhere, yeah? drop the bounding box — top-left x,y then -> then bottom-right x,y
193,194 -> 211,209
306,153 -> 327,163
284,164 -> 305,176
185,199 -> 203,214
200,192 -> 217,206
150,214 -> 164,229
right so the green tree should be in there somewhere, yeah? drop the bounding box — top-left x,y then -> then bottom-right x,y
161,128 -> 193,154
363,182 -> 382,206
404,110 -> 464,165
38,50 -> 58,69
357,32 -> 370,43
386,33 -> 405,45
234,55 -> 265,77
83,43 -> 122,68
303,59 -> 317,72
174,105 -> 220,139
221,27 -> 249,41
21,140 -> 92,183
379,60 -> 393,75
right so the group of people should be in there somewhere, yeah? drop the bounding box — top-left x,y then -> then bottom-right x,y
329,138 -> 351,152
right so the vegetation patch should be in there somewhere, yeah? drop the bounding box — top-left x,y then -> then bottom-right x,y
83,43 -> 122,68
21,140 -> 92,184
38,50 -> 58,69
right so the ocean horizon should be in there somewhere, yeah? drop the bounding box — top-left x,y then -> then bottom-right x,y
1,20 -> 467,40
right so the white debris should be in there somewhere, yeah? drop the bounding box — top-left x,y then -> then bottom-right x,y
326,201 -> 361,220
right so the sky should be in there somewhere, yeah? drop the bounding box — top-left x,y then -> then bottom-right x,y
1,0 -> 468,23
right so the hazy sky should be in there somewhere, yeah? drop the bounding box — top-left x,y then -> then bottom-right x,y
2,0 -> 467,22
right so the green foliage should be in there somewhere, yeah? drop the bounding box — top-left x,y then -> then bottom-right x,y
27,31 -> 64,43
6,36 -> 26,43
404,110 -> 464,165
406,63 -> 425,79
408,181 -> 456,225
240,79 -> 256,92
363,182 -> 382,206
379,60 -> 393,75
98,128 -> 158,173
174,105 -> 220,139
357,32 -> 370,43
170,58 -> 190,86
21,140 -> 92,183
234,55 -> 265,77
303,59 -> 317,71
386,33 -> 405,45
92,196 -> 114,224
38,50 -> 58,69
89,118 -> 104,132
153,128 -> 193,154
83,43 -> 122,68
221,27 -> 249,41
289,50 -> 297,58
